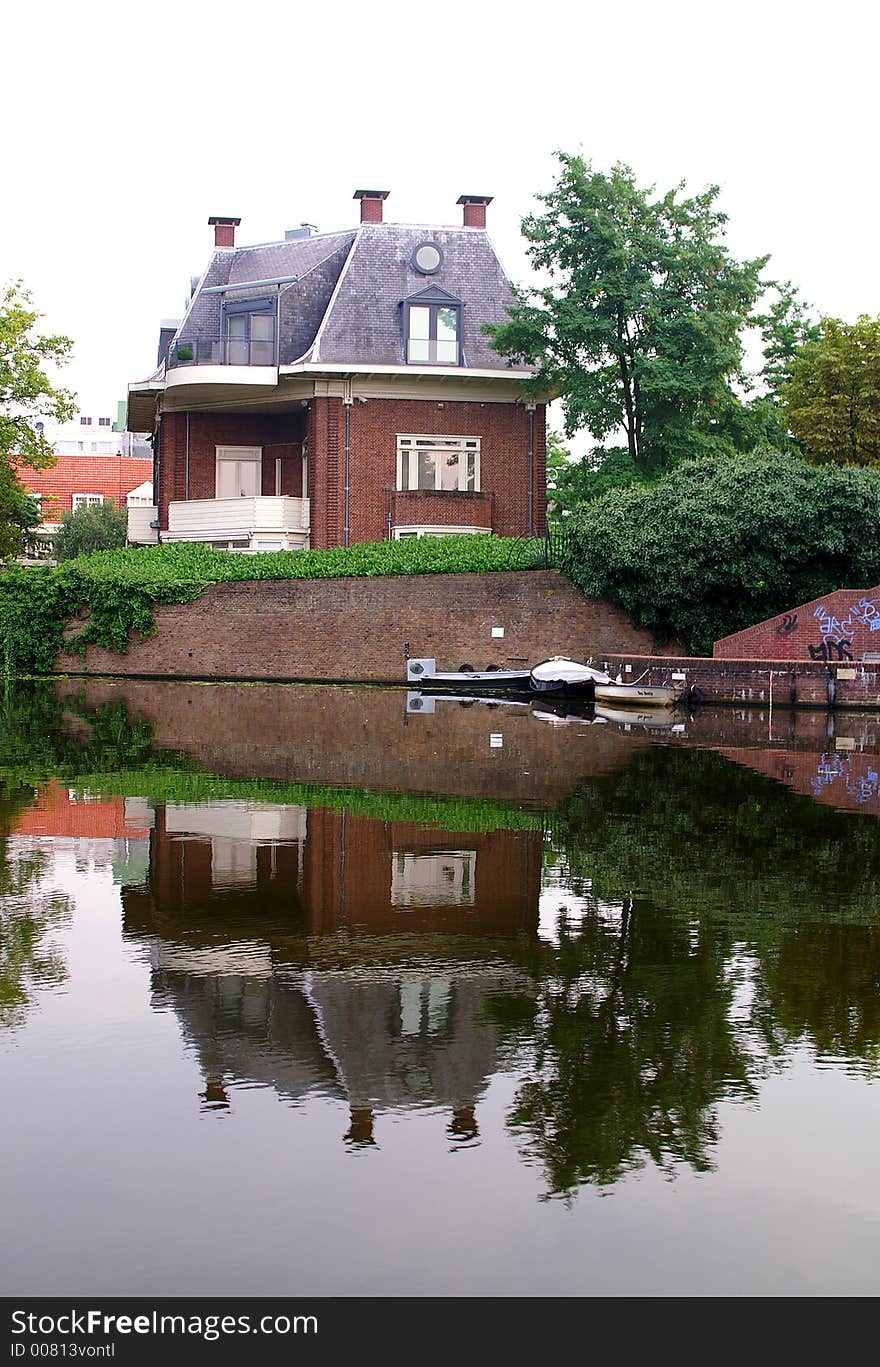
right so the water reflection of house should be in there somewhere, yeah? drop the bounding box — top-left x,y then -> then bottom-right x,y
121,798 -> 537,1138
12,781 -> 152,881
150,960 -> 516,1141
127,801 -> 540,937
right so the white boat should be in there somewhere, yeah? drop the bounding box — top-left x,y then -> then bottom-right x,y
593,703 -> 681,729
593,681 -> 679,707
406,657 -> 532,689
529,657 -> 613,694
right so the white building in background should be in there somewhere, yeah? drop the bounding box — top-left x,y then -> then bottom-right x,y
36,400 -> 151,460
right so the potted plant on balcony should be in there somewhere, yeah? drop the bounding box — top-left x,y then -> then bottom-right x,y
175,344 -> 194,363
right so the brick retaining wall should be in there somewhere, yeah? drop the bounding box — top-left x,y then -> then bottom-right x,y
54,571 -> 658,683
598,652 -> 880,709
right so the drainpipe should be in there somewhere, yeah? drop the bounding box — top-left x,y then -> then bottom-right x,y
184,412 -> 190,502
343,383 -> 353,547
526,401 -> 536,536
152,415 -> 162,544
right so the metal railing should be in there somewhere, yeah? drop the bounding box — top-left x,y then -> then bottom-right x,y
167,336 -> 276,369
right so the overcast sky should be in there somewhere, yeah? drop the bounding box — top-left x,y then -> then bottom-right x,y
4,0 -> 878,429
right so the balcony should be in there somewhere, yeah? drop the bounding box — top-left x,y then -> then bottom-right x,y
167,335 -> 275,369
165,496 -> 310,551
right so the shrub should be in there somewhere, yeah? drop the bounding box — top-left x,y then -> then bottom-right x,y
559,450 -> 880,655
55,499 -> 127,562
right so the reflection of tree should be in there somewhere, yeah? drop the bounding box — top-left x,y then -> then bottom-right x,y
0,681 -> 156,784
506,746 -> 880,1197
552,746 -> 880,923
0,783 -> 71,1030
503,903 -> 756,1197
754,924 -> 880,1072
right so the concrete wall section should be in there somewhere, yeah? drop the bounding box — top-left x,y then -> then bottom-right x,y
54,570 -> 658,684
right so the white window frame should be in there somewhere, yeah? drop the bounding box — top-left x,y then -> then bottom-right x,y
396,435 -> 480,493
71,493 -> 104,511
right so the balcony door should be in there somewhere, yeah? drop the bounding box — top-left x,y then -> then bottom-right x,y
216,447 -> 262,499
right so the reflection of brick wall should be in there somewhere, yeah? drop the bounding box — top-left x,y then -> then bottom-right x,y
12,779 -> 150,839
55,570 -> 658,684
303,812 -> 541,935
714,586 -> 880,662
720,746 -> 880,817
58,677 -> 652,807
139,806 -> 540,938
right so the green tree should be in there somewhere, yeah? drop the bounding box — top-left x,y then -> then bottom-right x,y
559,448 -> 880,654
54,499 -> 128,561
487,154 -> 767,472
0,464 -> 43,560
550,446 -> 654,520
0,282 -> 74,560
782,315 -> 880,466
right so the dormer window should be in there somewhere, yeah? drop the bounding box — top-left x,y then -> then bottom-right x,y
404,286 -> 462,366
223,297 -> 276,366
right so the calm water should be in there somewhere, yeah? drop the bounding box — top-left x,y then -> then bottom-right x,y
2,680 -> 880,1296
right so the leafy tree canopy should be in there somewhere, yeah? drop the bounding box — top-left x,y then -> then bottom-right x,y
0,281 -> 74,469
488,153 -> 770,472
55,499 -> 128,562
0,281 -> 74,561
0,464 -> 42,561
782,314 -> 880,467
558,448 -> 880,654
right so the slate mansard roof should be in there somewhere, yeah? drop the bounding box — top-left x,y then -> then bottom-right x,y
167,221 -> 528,374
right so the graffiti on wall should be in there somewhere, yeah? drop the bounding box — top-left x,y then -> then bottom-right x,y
809,593 -> 880,659
775,612 -> 798,638
811,752 -> 880,810
808,639 -> 853,661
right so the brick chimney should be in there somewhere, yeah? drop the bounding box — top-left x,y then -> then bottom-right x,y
353,190 -> 390,224
208,215 -> 241,249
457,195 -> 492,229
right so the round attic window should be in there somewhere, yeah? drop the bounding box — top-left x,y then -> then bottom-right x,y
412,242 -> 442,274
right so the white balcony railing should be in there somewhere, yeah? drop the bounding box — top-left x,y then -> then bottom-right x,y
166,496 -> 310,548
127,505 -> 159,545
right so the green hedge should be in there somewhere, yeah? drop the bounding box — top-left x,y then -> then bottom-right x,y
559,450 -> 880,655
0,536 -> 543,676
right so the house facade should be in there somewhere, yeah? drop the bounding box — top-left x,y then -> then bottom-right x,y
127,191 -> 546,552
17,452 -> 154,536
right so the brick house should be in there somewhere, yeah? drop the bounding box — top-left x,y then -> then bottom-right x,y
17,453 -> 154,534
127,191 -> 546,551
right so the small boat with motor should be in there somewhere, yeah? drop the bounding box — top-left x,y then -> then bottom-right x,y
593,681 -> 680,708
529,657 -> 613,695
406,657 -> 532,690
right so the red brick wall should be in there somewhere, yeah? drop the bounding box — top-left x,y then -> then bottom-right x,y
597,651 -> 880,709
17,455 -> 153,518
55,569 -> 658,683
340,396 -> 546,546
157,411 -> 304,528
159,398 -> 546,547
714,586 -> 880,662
